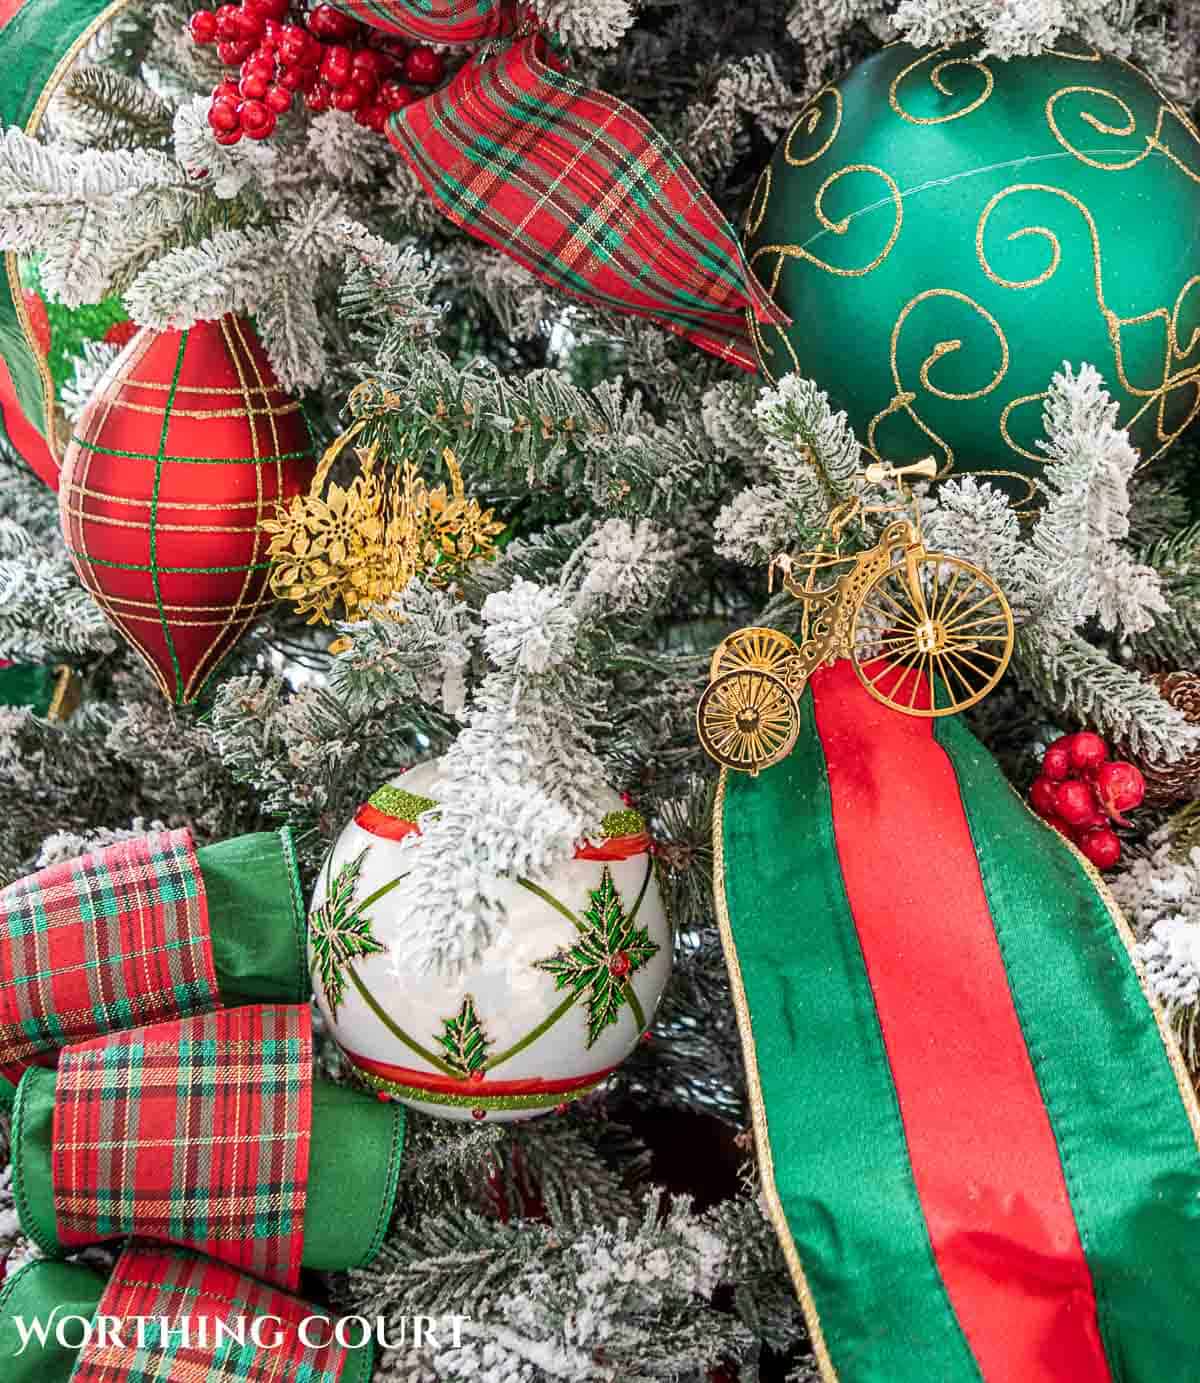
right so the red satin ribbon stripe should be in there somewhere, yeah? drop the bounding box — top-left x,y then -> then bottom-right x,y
811,659 -> 1110,1382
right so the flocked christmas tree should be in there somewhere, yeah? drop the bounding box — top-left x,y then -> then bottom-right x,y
2,0 -> 1200,1379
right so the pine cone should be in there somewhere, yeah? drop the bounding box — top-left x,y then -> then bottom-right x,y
1128,672 -> 1200,808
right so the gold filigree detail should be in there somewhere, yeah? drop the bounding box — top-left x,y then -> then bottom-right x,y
889,47 -> 995,125
264,434 -> 504,624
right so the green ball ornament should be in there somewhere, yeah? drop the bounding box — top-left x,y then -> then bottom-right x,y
744,39 -> 1200,505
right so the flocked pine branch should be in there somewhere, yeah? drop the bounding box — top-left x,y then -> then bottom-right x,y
55,66 -> 175,150
385,519 -> 677,976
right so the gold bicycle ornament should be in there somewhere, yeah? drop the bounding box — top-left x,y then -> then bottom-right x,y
698,458 -> 1015,775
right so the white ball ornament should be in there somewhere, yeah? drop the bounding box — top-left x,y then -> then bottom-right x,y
308,759 -> 673,1121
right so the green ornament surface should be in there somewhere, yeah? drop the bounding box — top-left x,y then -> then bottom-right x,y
744,38 -> 1200,504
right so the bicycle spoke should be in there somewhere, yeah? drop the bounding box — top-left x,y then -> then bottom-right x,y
940,589 -> 1006,632
944,647 -> 994,685
943,643 -> 1005,663
871,583 -> 921,626
931,563 -> 963,623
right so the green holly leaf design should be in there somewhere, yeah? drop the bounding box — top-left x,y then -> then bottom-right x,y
309,848 -> 387,1017
534,867 -> 660,1048
436,995 -> 492,1075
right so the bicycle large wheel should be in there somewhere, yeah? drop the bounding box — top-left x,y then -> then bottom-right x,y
849,554 -> 1014,717
697,669 -> 800,774
709,626 -> 800,682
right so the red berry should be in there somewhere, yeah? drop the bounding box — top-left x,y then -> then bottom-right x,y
333,78 -> 368,110
189,10 -> 218,42
264,83 -> 291,112
1029,777 -> 1059,820
378,79 -> 414,110
260,18 -> 282,46
214,3 -> 240,35
234,5 -> 265,40
403,44 -> 444,85
609,950 -> 632,979
381,36 -> 408,59
241,51 -> 275,78
1094,760 -> 1145,823
305,79 -> 333,111
306,3 -> 357,38
1055,779 -> 1100,827
350,47 -> 382,79
214,126 -> 243,144
217,36 -> 255,62
246,0 -> 287,16
103,319 -> 139,349
1047,816 -> 1074,840
22,290 -> 50,357
1041,744 -> 1071,782
297,32 -> 324,67
239,71 -> 270,99
278,64 -> 315,90
1068,731 -> 1108,775
471,1107 -> 487,1121
239,98 -> 275,136
207,96 -> 241,130
1078,826 -> 1122,870
276,23 -> 309,65
362,101 -> 388,131
320,43 -> 353,87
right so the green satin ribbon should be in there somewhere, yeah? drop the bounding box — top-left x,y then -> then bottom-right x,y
0,0 -> 133,455
935,715 -> 1200,1374
196,830 -> 311,1007
0,1260 -> 107,1383
718,694 -> 979,1381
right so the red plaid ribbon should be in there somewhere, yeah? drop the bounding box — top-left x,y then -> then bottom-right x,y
71,1243 -> 364,1382
0,830 -> 219,1083
53,1005 -> 313,1289
331,0 -> 515,41
387,33 -> 786,369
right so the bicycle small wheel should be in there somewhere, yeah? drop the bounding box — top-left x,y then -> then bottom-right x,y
697,670 -> 800,775
709,626 -> 800,682
850,554 -> 1014,717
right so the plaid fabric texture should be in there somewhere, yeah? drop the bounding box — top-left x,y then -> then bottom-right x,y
71,1243 -> 357,1383
53,1005 -> 313,1289
388,34 -> 787,370
330,0 -> 514,41
0,830 -> 218,1084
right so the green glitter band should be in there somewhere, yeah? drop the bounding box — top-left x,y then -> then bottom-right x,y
353,1066 -> 602,1112
601,808 -> 646,837
368,784 -> 438,821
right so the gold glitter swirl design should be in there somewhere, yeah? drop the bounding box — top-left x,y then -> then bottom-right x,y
750,166 -> 904,288
784,86 -> 843,167
745,45 -> 1200,482
978,183 -> 1200,460
869,291 -> 1010,474
1046,86 -> 1200,183
889,47 -> 995,125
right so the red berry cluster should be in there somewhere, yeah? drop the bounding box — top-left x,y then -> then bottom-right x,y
1029,731 -> 1145,870
189,1 -> 446,143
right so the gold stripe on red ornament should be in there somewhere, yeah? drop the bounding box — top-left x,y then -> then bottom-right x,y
58,315 -> 314,703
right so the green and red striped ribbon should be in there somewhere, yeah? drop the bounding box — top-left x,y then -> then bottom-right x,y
715,657 -> 1200,1382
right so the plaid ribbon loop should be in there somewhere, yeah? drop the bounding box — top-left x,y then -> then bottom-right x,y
71,1243 -> 361,1383
0,830 -> 219,1083
53,1005 -> 313,1289
330,0 -> 518,42
387,33 -> 787,369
